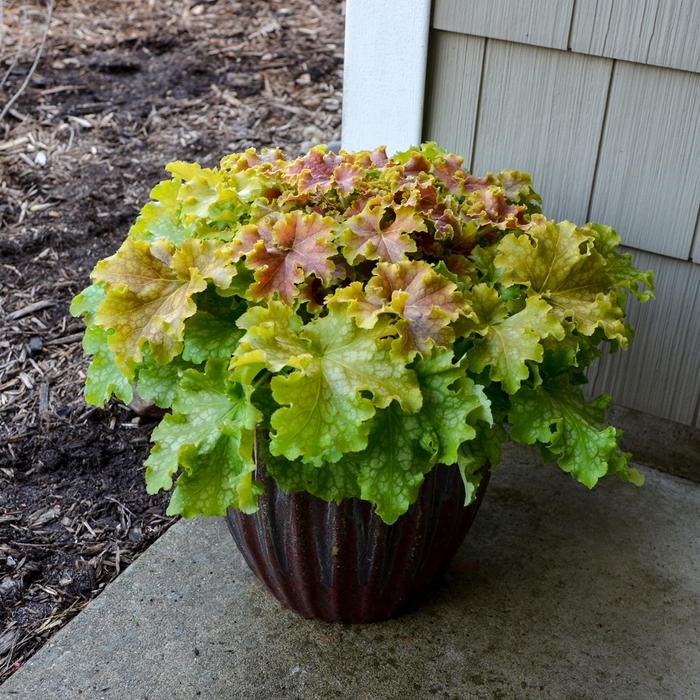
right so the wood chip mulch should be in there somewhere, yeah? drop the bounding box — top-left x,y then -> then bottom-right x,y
0,0 -> 344,682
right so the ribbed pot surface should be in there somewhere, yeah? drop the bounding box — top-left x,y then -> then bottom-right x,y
226,462 -> 490,624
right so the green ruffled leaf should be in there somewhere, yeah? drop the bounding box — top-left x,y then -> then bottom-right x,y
70,282 -> 105,323
354,403 -> 432,525
145,360 -> 261,514
259,438 -> 362,503
183,310 -> 244,363
508,375 -> 634,488
72,282 -> 132,407
167,432 -> 261,518
233,303 -> 422,465
582,223 -> 655,303
466,285 -> 563,394
412,347 -> 487,465
457,422 -> 506,505
183,292 -> 245,364
137,356 -> 195,408
494,221 -> 628,344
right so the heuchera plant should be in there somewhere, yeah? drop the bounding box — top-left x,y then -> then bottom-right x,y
71,143 -> 654,524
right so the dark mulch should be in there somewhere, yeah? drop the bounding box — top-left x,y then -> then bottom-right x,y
0,0 -> 344,681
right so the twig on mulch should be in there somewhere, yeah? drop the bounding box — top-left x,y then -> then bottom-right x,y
0,0 -> 26,90
0,0 -> 53,122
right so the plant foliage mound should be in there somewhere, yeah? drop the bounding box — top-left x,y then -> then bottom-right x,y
72,143 -> 654,524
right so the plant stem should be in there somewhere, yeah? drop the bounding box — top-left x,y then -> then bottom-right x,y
252,369 -> 272,389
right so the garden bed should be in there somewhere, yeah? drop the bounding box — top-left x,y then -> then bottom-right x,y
0,0 -> 344,680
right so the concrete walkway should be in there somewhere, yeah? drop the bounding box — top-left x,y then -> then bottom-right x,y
1,440 -> 699,700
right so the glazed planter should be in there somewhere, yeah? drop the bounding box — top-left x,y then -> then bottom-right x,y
226,461 -> 490,624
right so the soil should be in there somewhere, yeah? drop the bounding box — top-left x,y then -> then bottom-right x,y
0,0 -> 344,681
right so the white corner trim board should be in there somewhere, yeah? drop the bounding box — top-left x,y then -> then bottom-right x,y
341,0 -> 431,154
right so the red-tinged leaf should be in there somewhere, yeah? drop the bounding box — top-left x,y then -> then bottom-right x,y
408,181 -> 438,212
279,192 -> 317,210
368,261 -> 468,358
298,257 -> 351,311
334,261 -> 470,359
429,203 -> 461,239
404,181 -> 459,240
370,147 -> 390,168
333,162 -> 363,194
460,187 -> 526,229
339,199 -> 422,264
298,277 -> 325,313
464,173 -> 496,192
223,147 -> 287,174
444,254 -> 473,279
499,171 -> 532,201
412,228 -> 444,257
284,147 -> 343,194
401,153 -> 431,179
230,223 -> 263,262
344,197 -> 371,218
246,211 -> 337,302
347,147 -> 390,170
430,154 -> 468,195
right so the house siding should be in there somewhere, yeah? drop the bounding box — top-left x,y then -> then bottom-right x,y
421,5 -> 700,425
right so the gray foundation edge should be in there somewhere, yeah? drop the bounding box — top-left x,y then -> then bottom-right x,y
608,403 -> 700,483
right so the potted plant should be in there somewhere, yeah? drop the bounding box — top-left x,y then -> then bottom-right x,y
71,143 -> 653,623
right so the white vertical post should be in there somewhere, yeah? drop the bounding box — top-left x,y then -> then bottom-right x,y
341,0 -> 432,154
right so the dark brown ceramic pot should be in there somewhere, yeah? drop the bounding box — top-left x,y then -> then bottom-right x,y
225,461 -> 490,624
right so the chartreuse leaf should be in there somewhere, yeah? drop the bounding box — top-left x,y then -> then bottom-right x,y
260,348 -> 488,516
234,301 -> 310,371
325,350 -> 489,523
269,310 -> 422,464
82,325 -> 133,407
137,356 -> 195,408
466,284 -> 564,394
92,237 -> 236,370
71,283 -> 132,407
582,223 -> 655,303
167,430 -> 262,517
145,360 -> 262,517
232,304 -> 422,465
128,179 -> 190,245
508,375 -> 642,488
456,381 -> 507,505
494,221 -> 628,344
166,161 -> 223,219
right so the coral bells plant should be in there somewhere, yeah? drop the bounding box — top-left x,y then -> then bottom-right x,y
71,143 -> 654,525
